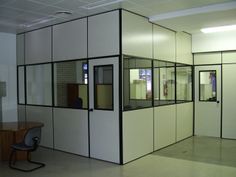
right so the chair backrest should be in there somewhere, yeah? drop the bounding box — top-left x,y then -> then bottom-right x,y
24,127 -> 41,147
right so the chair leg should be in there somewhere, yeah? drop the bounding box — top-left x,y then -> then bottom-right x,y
27,151 -> 45,171
9,150 -> 45,172
9,149 -> 16,167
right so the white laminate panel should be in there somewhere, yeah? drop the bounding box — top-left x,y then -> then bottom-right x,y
153,25 -> 175,62
88,11 -> 119,58
25,27 -> 51,64
122,10 -> 152,58
176,32 -> 193,65
17,104 -> 26,122
53,18 -> 87,61
222,51 -> 236,64
26,106 -> 53,148
176,102 -> 193,141
16,34 -> 24,65
154,105 -> 176,150
53,108 -> 89,156
222,64 -> 236,139
123,108 -> 153,163
194,52 -> 221,65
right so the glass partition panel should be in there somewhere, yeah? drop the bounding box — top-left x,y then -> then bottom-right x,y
94,65 -> 113,110
26,64 -> 52,106
18,66 -> 25,104
153,60 -> 175,106
54,60 -> 88,109
199,70 -> 216,101
123,56 -> 152,110
176,65 -> 192,103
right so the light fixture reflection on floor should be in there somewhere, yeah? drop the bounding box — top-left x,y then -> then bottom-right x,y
201,24 -> 236,33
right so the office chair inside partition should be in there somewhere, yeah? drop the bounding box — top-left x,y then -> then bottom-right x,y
9,127 -> 45,172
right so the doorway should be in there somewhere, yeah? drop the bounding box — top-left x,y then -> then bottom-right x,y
88,57 -> 120,163
194,65 -> 221,137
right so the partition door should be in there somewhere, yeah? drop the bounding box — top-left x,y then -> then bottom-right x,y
195,65 -> 221,137
89,57 -> 120,163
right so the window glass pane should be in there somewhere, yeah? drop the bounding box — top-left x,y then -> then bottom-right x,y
94,65 -> 113,110
200,71 -> 216,101
26,64 -> 52,105
18,66 -> 25,104
124,56 -> 152,110
54,60 -> 88,109
176,66 -> 192,103
153,61 -> 175,106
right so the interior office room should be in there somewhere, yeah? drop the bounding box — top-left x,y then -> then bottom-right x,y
1,0 -> 236,176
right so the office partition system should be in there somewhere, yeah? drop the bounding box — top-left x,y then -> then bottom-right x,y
16,9 -> 193,164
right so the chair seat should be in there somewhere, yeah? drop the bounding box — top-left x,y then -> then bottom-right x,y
11,143 -> 34,151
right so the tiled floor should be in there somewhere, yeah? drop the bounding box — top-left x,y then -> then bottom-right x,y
1,136 -> 236,177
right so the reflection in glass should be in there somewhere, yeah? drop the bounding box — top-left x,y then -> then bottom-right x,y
94,65 -> 113,110
200,71 -> 216,101
176,66 -> 192,103
123,56 -> 152,110
26,64 -> 52,105
54,60 -> 88,109
18,66 -> 25,104
153,61 -> 175,106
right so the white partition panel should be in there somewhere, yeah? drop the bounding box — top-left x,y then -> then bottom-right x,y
122,10 -> 152,58
17,104 -> 26,122
222,51 -> 236,64
194,52 -> 221,65
154,105 -> 176,150
153,25 -> 175,62
176,102 -> 193,141
222,64 -> 236,139
53,18 -> 87,61
123,108 -> 153,163
26,106 -> 53,148
88,11 -> 119,58
25,27 -> 51,64
53,108 -> 89,156
16,34 -> 24,65
176,32 -> 193,65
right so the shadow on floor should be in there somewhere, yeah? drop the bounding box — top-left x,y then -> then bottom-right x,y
152,136 -> 236,168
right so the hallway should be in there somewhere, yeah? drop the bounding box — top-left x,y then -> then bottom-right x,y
1,136 -> 236,177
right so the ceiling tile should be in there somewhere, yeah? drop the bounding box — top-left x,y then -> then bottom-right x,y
5,0 -> 47,12
0,0 -> 14,6
35,5 -> 67,16
28,0 -> 65,5
0,7 -> 25,17
53,0 -> 87,11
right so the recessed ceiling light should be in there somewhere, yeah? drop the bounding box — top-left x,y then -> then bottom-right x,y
81,0 -> 124,10
201,24 -> 236,33
55,11 -> 73,18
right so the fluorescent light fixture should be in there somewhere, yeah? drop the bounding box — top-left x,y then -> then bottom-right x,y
20,16 -> 56,28
149,1 -> 236,22
81,0 -> 124,10
201,24 -> 236,33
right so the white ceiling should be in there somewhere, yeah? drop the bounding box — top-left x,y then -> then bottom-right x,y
0,0 -> 236,34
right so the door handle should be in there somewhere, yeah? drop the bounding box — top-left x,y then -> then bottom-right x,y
216,101 -> 220,103
89,108 -> 94,112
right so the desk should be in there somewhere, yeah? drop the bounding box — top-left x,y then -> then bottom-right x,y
0,121 -> 43,161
